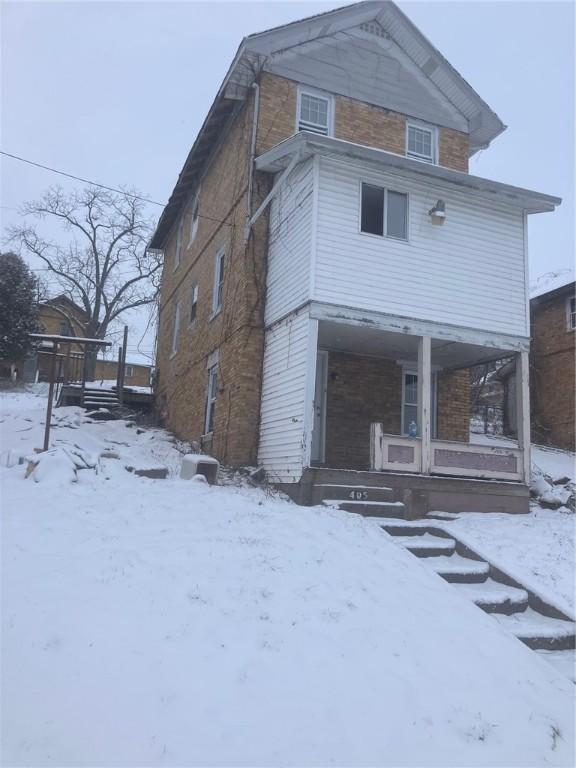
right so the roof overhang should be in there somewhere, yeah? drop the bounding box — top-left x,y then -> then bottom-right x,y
255,132 -> 562,214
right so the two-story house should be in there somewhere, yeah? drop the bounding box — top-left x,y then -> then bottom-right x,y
151,1 -> 560,515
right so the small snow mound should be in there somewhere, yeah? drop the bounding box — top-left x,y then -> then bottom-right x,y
191,473 -> 208,484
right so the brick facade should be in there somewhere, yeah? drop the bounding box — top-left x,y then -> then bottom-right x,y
323,351 -> 470,470
155,69 -> 472,467
530,286 -> 575,451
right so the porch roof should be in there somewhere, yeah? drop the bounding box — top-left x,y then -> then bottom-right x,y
255,132 -> 562,214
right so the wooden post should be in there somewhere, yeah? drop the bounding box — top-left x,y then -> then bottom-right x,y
43,343 -> 58,452
116,346 -> 123,391
515,350 -> 531,483
118,326 -> 128,406
417,335 -> 432,474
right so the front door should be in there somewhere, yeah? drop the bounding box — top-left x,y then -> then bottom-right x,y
311,351 -> 328,463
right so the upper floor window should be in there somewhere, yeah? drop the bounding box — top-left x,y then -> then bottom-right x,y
406,122 -> 437,164
189,283 -> 199,325
125,365 -> 134,378
360,182 -> 408,240
170,301 -> 181,357
174,216 -> 184,270
59,320 -> 73,336
297,87 -> 333,136
189,192 -> 200,245
568,296 -> 576,331
212,248 -> 225,315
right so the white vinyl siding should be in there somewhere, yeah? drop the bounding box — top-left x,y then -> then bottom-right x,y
314,157 -> 528,337
265,158 -> 314,325
258,312 -> 312,482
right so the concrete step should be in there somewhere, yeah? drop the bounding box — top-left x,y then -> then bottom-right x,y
312,484 -> 395,504
322,499 -> 406,518
494,609 -> 576,651
426,553 -> 490,583
453,579 -> 529,614
391,533 -> 456,558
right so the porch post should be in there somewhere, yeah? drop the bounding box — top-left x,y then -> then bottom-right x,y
515,350 -> 531,483
417,335 -> 432,474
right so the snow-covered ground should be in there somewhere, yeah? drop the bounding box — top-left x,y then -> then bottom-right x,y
1,388 -> 575,767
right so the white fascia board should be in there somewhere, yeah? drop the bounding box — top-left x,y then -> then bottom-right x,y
309,301 -> 530,353
255,133 -> 562,214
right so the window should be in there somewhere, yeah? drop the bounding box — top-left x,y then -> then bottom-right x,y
174,217 -> 184,270
189,193 -> 200,245
59,320 -> 72,336
170,301 -> 181,357
406,123 -> 436,163
189,283 -> 199,325
212,248 -> 225,315
125,365 -> 134,378
297,88 -> 332,136
401,371 -> 437,438
360,183 -> 408,240
205,364 -> 218,434
568,296 -> 576,331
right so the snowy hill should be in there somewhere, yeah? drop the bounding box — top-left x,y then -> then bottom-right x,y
1,389 -> 574,767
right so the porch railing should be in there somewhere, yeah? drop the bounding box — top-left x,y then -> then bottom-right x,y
370,423 -> 523,482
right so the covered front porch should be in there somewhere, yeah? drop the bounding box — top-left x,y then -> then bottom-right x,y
304,314 -> 530,512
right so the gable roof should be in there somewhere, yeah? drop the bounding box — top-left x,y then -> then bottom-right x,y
150,1 -> 505,249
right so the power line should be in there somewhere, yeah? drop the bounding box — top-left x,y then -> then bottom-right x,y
1,149 -> 236,228
1,150 -> 165,206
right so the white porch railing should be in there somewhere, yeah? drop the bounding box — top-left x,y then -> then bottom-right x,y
370,423 -> 524,482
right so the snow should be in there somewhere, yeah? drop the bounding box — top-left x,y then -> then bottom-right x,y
1,389 -> 575,767
530,268 -> 575,299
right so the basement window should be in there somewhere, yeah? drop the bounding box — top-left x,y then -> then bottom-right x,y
568,296 -> 576,331
360,183 -> 408,240
297,87 -> 333,136
406,123 -> 437,164
170,301 -> 181,357
189,283 -> 199,325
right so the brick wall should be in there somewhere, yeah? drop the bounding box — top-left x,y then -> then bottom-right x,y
437,369 -> 470,442
256,72 -> 469,171
530,289 -> 575,451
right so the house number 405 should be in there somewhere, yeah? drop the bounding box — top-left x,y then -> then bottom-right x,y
349,490 -> 368,500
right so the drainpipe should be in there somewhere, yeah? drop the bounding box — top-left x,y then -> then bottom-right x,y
244,81 -> 260,243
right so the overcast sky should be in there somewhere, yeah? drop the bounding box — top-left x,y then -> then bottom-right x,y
2,0 -> 574,363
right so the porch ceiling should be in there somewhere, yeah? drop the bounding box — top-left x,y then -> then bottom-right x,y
317,321 -> 515,369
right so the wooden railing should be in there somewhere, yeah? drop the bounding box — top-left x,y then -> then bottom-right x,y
370,423 -> 523,481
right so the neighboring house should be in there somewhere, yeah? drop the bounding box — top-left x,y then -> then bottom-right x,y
152,2 -> 560,513
94,359 -> 152,388
529,276 -> 575,452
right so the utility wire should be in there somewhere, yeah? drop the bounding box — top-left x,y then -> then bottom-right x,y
1,150 -> 235,228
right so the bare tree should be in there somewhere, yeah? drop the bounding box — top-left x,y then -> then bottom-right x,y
8,185 -> 161,378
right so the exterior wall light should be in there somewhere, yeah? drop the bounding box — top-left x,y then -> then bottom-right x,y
428,199 -> 446,225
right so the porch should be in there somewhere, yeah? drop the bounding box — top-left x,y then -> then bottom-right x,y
300,316 -> 530,515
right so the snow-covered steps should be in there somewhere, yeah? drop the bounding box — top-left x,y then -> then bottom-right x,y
495,609 -> 576,651
322,499 -> 406,518
453,579 -> 529,614
391,533 -> 456,558
82,387 -> 119,410
425,553 -> 490,583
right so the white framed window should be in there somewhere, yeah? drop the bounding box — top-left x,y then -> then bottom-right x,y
297,87 -> 333,136
568,296 -> 576,331
170,301 -> 181,357
189,192 -> 200,245
205,363 -> 218,434
401,370 -> 437,438
406,122 -> 437,164
212,248 -> 225,315
360,182 -> 408,240
125,365 -> 134,378
189,283 -> 199,325
174,216 -> 184,270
